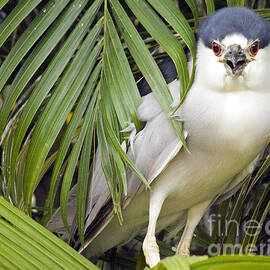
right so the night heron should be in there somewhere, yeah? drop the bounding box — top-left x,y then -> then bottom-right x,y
48,7 -> 270,267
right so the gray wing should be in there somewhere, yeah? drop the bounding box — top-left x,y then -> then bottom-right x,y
47,149 -> 112,238
124,82 -> 186,200
47,80 -> 187,244
80,80 -> 187,250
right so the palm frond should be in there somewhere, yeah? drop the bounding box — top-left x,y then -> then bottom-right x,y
0,0 -> 194,241
1,1 -> 270,269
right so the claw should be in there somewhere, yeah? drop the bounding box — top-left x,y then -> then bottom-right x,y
176,239 -> 191,257
143,235 -> 160,268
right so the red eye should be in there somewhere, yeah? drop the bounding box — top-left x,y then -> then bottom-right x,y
249,41 -> 259,56
212,42 -> 222,56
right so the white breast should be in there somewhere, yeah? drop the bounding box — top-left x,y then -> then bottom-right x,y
150,79 -> 270,213
182,83 -> 270,157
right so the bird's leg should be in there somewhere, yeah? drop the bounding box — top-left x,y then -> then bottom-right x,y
176,200 -> 211,256
143,192 -> 165,268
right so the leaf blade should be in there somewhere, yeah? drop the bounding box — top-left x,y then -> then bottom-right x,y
0,198 -> 99,270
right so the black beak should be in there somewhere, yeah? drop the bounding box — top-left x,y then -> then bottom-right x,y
223,44 -> 247,75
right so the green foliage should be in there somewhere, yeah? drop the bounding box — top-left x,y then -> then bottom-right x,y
0,197 -> 269,270
0,0 -> 194,237
0,198 -> 98,270
149,255 -> 270,269
1,0 -> 270,269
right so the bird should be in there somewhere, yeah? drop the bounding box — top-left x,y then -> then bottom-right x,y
48,7 -> 270,268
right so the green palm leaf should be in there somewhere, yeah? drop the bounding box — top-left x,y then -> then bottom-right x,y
0,0 -> 194,233
0,198 -> 99,270
1,1 -> 270,269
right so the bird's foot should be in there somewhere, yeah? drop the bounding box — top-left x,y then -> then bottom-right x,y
176,240 -> 190,257
143,235 -> 160,268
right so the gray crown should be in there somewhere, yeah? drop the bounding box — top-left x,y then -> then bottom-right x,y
198,7 -> 270,48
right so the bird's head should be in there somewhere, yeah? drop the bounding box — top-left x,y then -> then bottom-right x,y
196,7 -> 270,91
